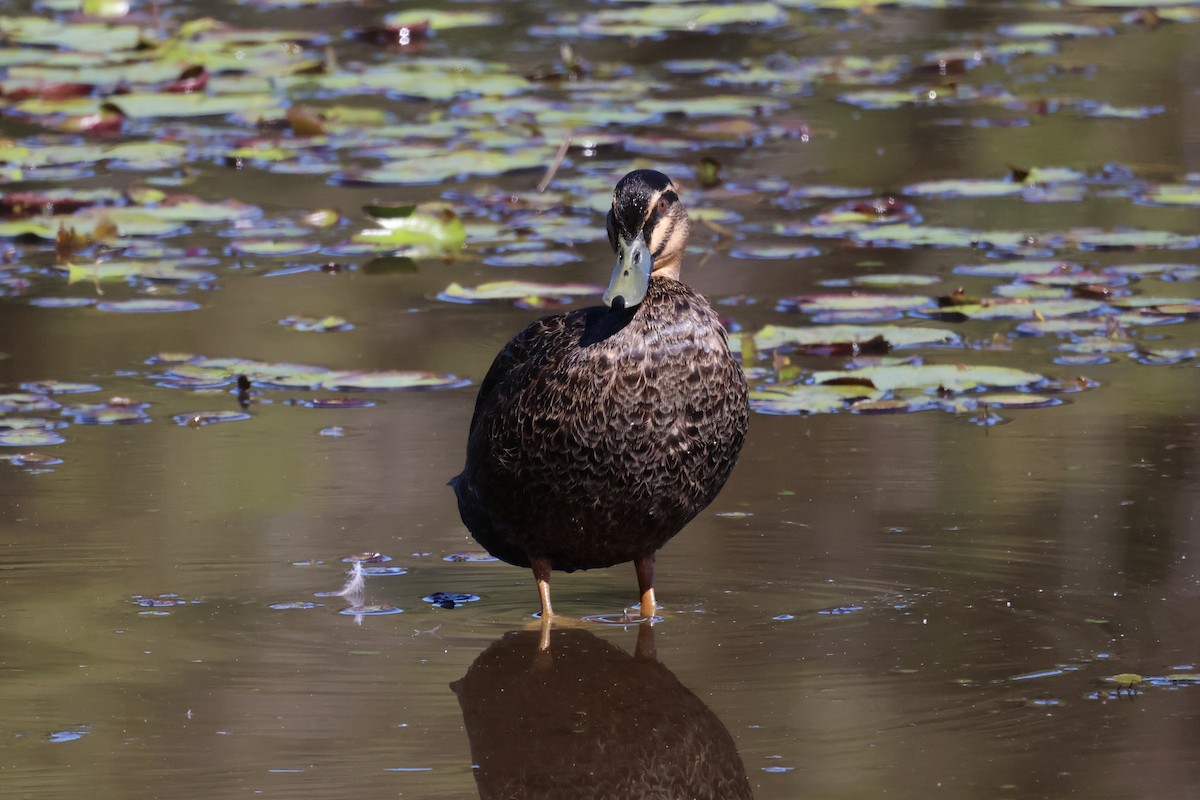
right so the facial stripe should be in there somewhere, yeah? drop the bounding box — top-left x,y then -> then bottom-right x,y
650,215 -> 679,259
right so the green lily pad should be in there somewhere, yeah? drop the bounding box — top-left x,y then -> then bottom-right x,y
977,393 -> 1062,409
729,244 -> 823,260
343,149 -> 551,186
438,281 -> 601,304
813,364 -> 1047,393
751,384 -> 883,415
321,371 -> 470,391
352,204 -> 466,250
381,9 -> 502,29
1079,103 -> 1164,120
635,95 -> 786,118
64,261 -> 215,284
778,0 -> 958,7
0,17 -> 143,51
748,323 -> 961,351
0,428 -> 66,447
62,402 -> 150,424
780,293 -> 934,313
96,298 -> 202,313
849,274 -> 942,287
1067,229 -> 1200,251
18,381 -> 101,394
955,260 -> 1080,278
1138,184 -> 1200,207
297,62 -> 530,101
919,298 -> 1106,321
231,240 -> 320,257
853,224 -> 1039,251
0,393 -> 60,412
903,178 -> 1024,198
1069,0 -> 1200,5
172,411 -> 253,426
997,22 -> 1108,38
482,250 -> 585,268
279,315 -> 354,332
141,198 -> 261,223
576,3 -> 786,37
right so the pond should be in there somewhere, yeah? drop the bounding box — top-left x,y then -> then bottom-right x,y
1,0 -> 1199,798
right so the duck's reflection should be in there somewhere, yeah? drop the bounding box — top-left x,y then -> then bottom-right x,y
452,624 -> 753,799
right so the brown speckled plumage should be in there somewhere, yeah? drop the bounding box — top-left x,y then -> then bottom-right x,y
452,628 -> 754,800
452,170 -> 748,609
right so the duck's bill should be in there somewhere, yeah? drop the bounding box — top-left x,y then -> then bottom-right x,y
602,236 -> 652,310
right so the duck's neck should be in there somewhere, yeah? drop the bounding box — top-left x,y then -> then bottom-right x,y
651,254 -> 682,282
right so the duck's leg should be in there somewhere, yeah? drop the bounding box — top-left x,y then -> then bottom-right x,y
532,557 -> 554,651
635,553 -> 657,622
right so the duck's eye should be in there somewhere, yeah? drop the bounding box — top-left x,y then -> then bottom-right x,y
656,197 -> 669,214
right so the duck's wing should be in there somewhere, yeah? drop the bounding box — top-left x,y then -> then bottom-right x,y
466,312 -> 578,437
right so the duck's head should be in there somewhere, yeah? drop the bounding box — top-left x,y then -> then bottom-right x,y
602,169 -> 690,310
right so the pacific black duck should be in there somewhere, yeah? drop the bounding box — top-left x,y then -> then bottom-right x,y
452,169 -> 749,624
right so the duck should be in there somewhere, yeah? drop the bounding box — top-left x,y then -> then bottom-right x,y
451,169 -> 749,628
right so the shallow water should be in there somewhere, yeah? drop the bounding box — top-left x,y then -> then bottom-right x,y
2,1 -> 1200,798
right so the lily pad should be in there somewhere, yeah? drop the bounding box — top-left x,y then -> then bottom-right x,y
747,323 -> 961,351
0,428 -> 66,446
812,364 -> 1047,393
279,315 -> 354,332
954,260 -> 1081,278
96,299 -> 202,313
18,381 -> 100,394
779,293 -> 934,314
321,371 -> 470,391
575,3 -> 786,38
173,411 -> 253,426
750,384 -> 883,415
1066,229 -> 1200,251
438,281 -> 601,305
918,298 -> 1106,321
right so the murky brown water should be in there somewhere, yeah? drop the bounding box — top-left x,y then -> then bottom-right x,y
2,1 -> 1200,798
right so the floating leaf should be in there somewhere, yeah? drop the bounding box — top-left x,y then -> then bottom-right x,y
955,260 -> 1080,278
482,250 -> 585,268
1066,229 -> 1200,251
730,244 -> 823,260
747,323 -> 961,351
997,22 -> 1108,38
779,293 -> 934,314
352,203 -> 466,251
0,428 -> 66,446
96,299 -> 201,313
917,298 -> 1106,321
903,178 -> 1024,198
812,364 -> 1047,392
231,240 -> 320,257
751,384 -> 883,415
1138,184 -> 1200,207
321,371 -> 470,391
0,393 -> 59,412
381,9 -> 501,29
575,3 -> 786,38
18,381 -> 100,394
173,411 -> 253,427
438,281 -> 600,305
279,315 -> 354,333
64,261 -> 215,284
977,393 -> 1063,409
